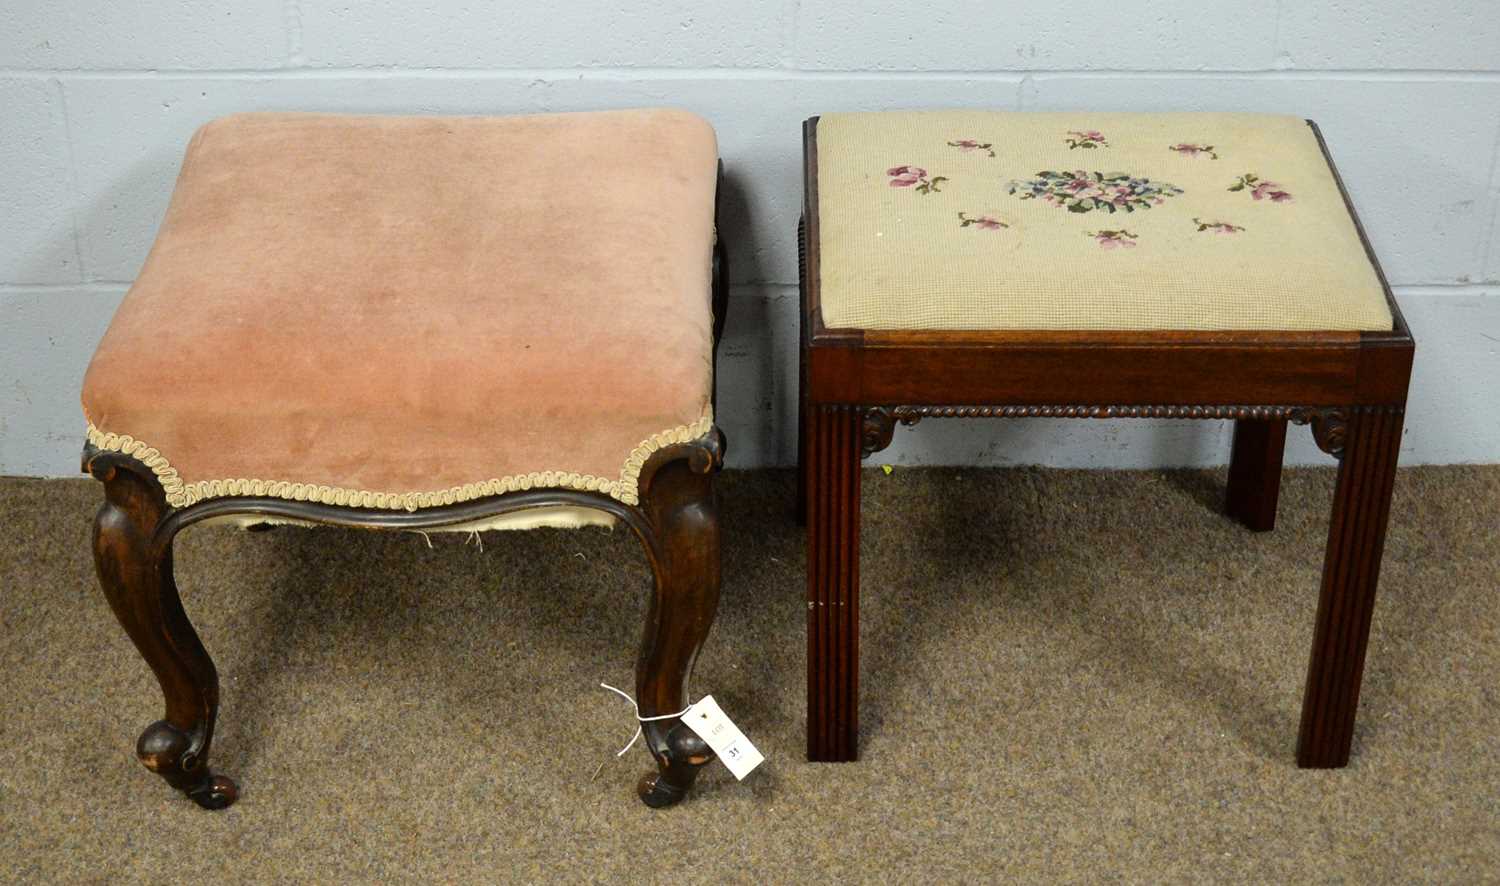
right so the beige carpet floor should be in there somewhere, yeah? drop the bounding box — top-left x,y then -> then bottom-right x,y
1,466 -> 1496,882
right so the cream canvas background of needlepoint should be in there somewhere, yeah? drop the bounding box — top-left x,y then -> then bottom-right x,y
815,111 -> 1394,332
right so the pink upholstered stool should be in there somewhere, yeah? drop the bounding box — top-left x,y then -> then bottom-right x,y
82,109 -> 728,808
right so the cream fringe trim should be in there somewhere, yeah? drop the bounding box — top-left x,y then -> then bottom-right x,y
85,410 -> 713,511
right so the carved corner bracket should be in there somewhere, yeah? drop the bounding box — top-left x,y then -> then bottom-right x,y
1289,407 -> 1349,460
685,425 -> 727,475
637,425 -> 726,500
861,407 -> 921,458
861,408 -> 895,458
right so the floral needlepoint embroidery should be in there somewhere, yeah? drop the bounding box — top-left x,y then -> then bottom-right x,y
1229,173 -> 1293,202
1065,130 -> 1109,149
957,212 -> 1008,230
1088,229 -> 1138,249
947,139 -> 996,157
1170,143 -> 1218,160
1194,217 -> 1245,234
887,165 -> 948,194
1008,170 -> 1184,214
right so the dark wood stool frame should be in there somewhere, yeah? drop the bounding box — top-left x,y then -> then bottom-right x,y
798,117 -> 1415,766
86,176 -> 731,810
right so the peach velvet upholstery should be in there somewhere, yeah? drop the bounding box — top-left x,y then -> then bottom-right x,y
82,109 -> 719,510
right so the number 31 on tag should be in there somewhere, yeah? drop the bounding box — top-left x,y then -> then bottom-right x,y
681,695 -> 763,780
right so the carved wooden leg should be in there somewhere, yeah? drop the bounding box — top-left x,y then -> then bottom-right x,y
795,217 -> 810,526
634,456 -> 722,808
86,449 -> 238,809
1297,406 -> 1405,767
1226,417 -> 1288,531
805,404 -> 863,762
796,353 -> 809,526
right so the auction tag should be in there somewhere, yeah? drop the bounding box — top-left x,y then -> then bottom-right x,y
681,695 -> 763,780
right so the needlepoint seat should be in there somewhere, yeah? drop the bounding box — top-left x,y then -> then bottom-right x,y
815,111 -> 1391,332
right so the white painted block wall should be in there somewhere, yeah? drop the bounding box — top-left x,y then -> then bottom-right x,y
2,1 -> 1498,476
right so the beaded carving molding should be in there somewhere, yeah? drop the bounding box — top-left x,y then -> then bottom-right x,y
857,404 -> 1386,460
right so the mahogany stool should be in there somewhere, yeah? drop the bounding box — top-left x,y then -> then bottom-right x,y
798,111 -> 1413,765
82,109 -> 728,808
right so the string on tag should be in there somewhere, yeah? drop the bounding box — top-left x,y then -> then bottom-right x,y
598,683 -> 692,758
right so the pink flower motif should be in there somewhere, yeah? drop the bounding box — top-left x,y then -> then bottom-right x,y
1169,143 -> 1219,160
1194,218 -> 1245,235
887,165 -> 947,194
1250,182 -> 1294,202
1089,229 -> 1138,249
887,165 -> 926,187
958,212 -> 1009,230
1065,130 -> 1109,149
947,139 -> 996,157
1231,173 -> 1293,203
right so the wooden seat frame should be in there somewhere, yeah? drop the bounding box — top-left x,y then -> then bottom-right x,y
85,174 -> 730,810
798,117 -> 1415,765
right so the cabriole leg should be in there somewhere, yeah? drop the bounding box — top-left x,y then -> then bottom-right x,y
87,450 -> 237,809
634,457 -> 722,807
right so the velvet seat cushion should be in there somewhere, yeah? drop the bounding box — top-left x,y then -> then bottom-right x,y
82,109 -> 718,510
815,111 -> 1393,331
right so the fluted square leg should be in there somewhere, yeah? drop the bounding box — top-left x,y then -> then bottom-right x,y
1227,417 -> 1288,532
1297,406 -> 1405,767
804,404 -> 863,762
